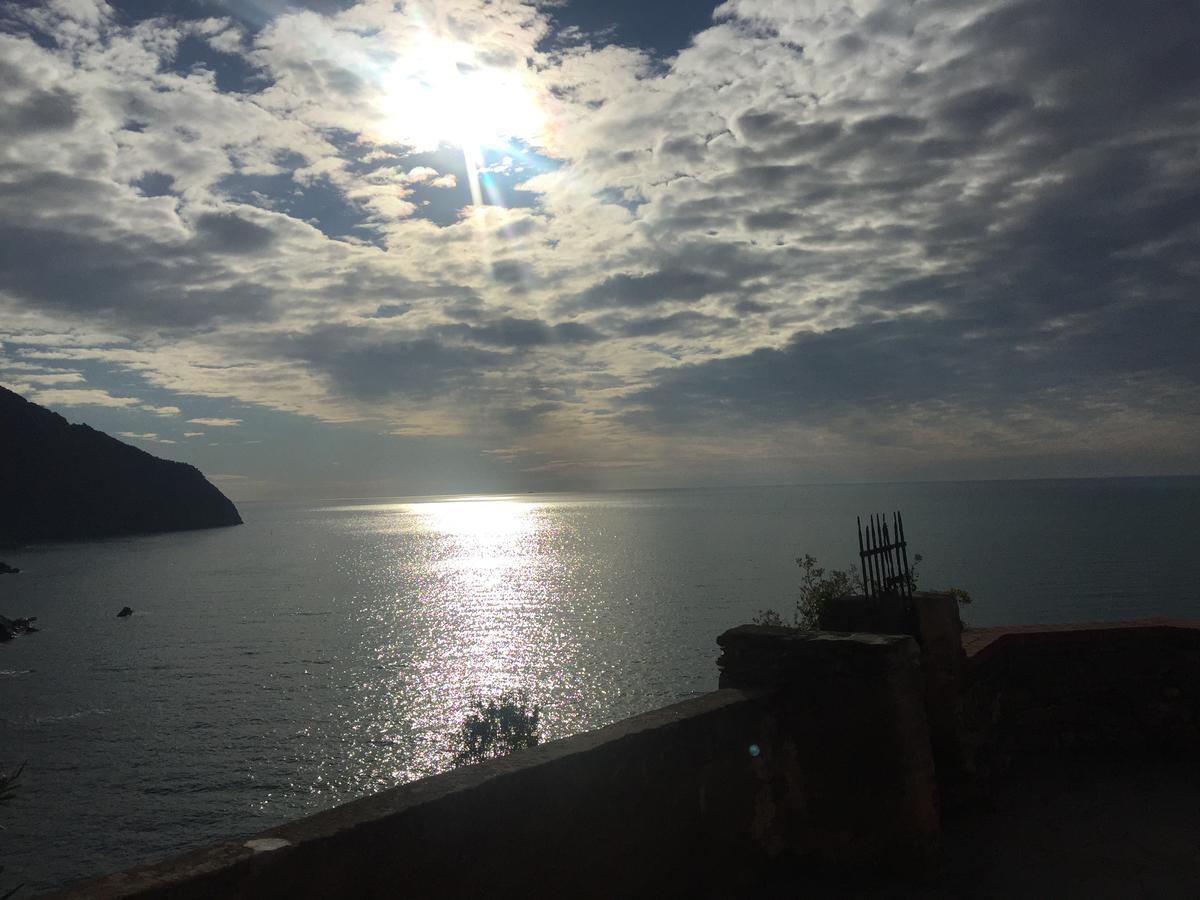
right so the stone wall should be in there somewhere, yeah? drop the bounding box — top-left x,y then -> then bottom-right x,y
818,599 -> 1200,803
818,592 -> 972,797
715,628 -> 940,874
962,620 -> 1200,779
52,632 -> 939,900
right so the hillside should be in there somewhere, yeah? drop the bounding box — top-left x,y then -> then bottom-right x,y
0,385 -> 242,543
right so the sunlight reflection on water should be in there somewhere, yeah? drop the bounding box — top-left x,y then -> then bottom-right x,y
333,498 -> 583,795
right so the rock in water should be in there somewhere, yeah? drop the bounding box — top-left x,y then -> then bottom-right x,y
0,385 -> 242,543
0,615 -> 38,640
117,607 -> 133,618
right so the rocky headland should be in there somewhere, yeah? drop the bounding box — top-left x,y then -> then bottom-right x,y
0,385 -> 242,544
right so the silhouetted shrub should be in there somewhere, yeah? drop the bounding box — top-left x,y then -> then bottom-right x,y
795,554 -> 857,628
451,694 -> 540,767
755,554 -> 858,629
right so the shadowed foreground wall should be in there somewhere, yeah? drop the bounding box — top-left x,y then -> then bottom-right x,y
51,633 -> 938,900
963,620 -> 1200,775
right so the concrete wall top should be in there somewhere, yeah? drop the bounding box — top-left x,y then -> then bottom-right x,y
962,618 -> 1200,663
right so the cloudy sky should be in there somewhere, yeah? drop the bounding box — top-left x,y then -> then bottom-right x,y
2,0 -> 1197,499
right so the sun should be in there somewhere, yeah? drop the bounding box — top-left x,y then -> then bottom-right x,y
374,39 -> 546,156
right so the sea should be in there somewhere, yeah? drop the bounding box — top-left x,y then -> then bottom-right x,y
1,478 -> 1198,891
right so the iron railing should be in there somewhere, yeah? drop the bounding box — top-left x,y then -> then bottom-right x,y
857,511 -> 913,599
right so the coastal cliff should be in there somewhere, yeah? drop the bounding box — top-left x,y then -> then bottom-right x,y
0,386 -> 242,543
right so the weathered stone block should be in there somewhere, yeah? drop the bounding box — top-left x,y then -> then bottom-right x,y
818,593 -> 912,634
717,627 -> 941,875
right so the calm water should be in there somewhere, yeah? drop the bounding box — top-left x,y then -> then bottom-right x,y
1,479 -> 1197,890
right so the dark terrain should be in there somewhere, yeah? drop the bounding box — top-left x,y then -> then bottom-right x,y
0,385 -> 241,543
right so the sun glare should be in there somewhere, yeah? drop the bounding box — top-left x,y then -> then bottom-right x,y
375,40 -> 545,156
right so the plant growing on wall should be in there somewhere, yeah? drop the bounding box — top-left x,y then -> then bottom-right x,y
754,552 -> 971,629
795,554 -> 857,629
451,693 -> 541,768
755,554 -> 860,629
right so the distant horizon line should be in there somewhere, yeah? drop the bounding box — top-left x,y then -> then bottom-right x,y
231,472 -> 1200,505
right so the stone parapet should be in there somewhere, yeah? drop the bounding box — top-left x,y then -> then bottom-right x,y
717,627 -> 940,875
716,624 -> 923,687
815,593 -> 971,798
961,619 -> 1200,775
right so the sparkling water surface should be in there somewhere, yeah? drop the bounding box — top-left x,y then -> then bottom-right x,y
1,479 -> 1197,890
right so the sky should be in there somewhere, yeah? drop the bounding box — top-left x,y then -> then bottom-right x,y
1,0 -> 1198,500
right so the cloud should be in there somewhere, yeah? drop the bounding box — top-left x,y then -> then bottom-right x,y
0,219 -> 277,328
187,417 -> 243,427
0,371 -> 85,386
193,212 -> 278,255
430,316 -> 605,348
0,84 -> 79,136
0,0 -> 1196,484
24,388 -> 142,408
118,431 -> 176,444
286,326 -> 508,403
605,310 -> 737,338
572,268 -> 732,310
